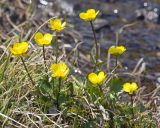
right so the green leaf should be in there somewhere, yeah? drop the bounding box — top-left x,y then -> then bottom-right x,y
87,83 -> 103,103
37,78 -> 52,96
109,78 -> 123,93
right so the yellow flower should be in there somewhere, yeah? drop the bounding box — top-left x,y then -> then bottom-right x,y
51,63 -> 69,79
123,82 -> 138,94
10,42 -> 29,57
108,46 -> 126,56
79,9 -> 99,22
34,32 -> 53,46
49,18 -> 66,32
88,71 -> 106,86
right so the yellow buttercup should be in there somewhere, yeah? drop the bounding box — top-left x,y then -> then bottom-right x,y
88,71 -> 106,86
49,18 -> 66,33
123,82 -> 138,94
51,63 -> 69,79
34,32 -> 53,46
10,42 -> 29,57
109,46 -> 126,56
79,9 -> 99,22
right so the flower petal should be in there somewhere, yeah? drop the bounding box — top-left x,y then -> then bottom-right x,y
97,71 -> 106,84
87,9 -> 96,14
51,63 -> 69,79
79,13 -> 87,20
88,73 -> 98,85
131,82 -> 138,91
43,33 -> 53,45
10,42 -> 29,56
123,83 -> 131,93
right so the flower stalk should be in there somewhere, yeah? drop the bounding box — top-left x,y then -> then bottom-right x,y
130,94 -> 135,128
20,57 -> 35,86
90,21 -> 99,68
57,78 -> 62,109
42,45 -> 48,74
99,85 -> 103,93
55,32 -> 59,63
130,94 -> 135,120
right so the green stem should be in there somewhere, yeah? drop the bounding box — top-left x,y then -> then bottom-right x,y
130,95 -> 134,118
130,94 -> 135,127
57,78 -> 61,109
52,77 -> 55,91
90,21 -> 99,68
55,32 -> 59,63
99,85 -> 103,93
20,57 -> 35,86
42,45 -> 48,75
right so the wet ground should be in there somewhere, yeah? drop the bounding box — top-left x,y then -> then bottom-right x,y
0,0 -> 160,91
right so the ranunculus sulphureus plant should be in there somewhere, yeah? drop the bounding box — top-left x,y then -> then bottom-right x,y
51,63 -> 69,79
123,82 -> 138,95
0,7 -> 157,128
88,71 -> 106,86
79,9 -> 99,22
109,45 -> 126,56
10,42 -> 29,57
34,32 -> 53,46
49,18 -> 66,33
